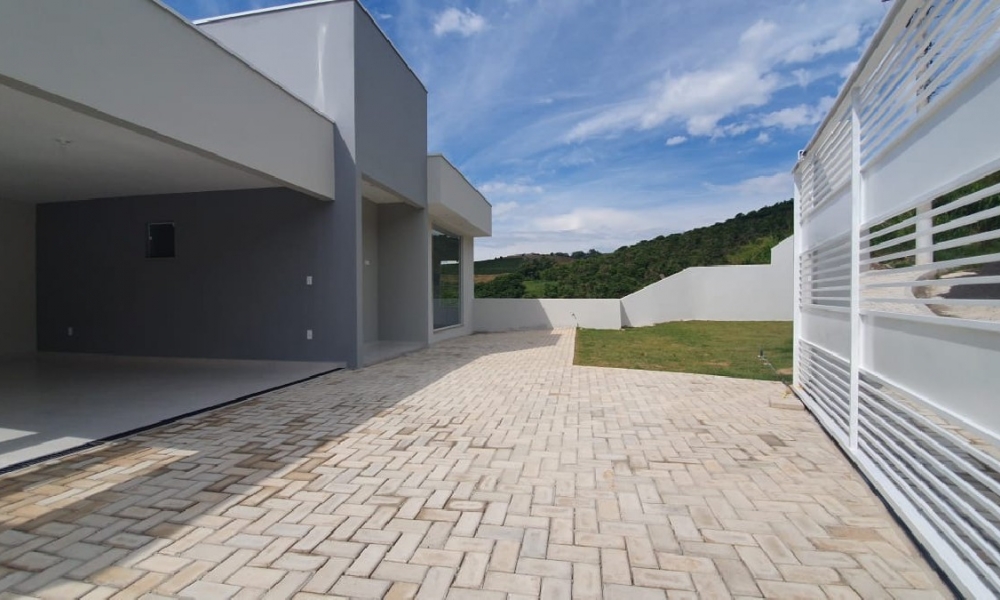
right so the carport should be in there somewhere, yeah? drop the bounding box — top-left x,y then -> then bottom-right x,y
0,1 -> 341,470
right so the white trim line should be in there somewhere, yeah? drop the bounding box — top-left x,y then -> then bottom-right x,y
193,0 -> 337,24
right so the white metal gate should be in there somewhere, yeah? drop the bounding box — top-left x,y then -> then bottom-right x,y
793,1 -> 1000,596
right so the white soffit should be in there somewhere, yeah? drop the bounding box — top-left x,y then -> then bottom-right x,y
362,176 -> 414,205
0,82 -> 275,204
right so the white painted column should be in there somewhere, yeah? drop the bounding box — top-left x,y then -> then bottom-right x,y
792,178 -> 803,390
849,90 -> 864,453
915,202 -> 934,266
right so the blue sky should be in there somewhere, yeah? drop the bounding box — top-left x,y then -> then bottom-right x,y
167,0 -> 891,259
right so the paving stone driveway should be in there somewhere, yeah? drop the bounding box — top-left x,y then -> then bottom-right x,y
0,330 -> 951,599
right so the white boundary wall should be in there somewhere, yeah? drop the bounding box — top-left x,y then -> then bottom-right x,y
793,2 -> 1000,595
622,237 -> 792,326
474,299 -> 621,332
473,236 -> 792,332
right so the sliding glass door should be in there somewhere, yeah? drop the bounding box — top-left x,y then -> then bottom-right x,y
432,228 -> 462,329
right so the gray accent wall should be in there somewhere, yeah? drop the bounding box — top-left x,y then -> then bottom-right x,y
354,9 -> 428,207
36,188 -> 347,362
362,199 -> 379,343
200,4 -> 364,366
378,204 -> 430,343
199,3 -> 434,360
0,198 -> 36,359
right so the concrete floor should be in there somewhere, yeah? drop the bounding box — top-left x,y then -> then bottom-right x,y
0,354 -> 342,470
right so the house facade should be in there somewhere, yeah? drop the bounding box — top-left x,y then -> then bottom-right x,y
0,0 -> 491,369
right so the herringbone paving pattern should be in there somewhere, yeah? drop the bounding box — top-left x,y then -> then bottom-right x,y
0,330 -> 951,599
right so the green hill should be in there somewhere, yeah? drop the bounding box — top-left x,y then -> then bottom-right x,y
476,199 -> 793,299
475,256 -> 530,276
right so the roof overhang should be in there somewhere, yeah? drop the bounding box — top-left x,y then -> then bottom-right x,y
0,0 -> 336,203
428,155 -> 492,237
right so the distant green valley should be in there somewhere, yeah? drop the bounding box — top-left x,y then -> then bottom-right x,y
475,199 -> 793,299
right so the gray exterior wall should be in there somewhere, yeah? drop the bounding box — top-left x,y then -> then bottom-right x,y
354,9 -> 428,206
0,199 -> 36,359
199,5 -> 363,365
330,128 -> 362,366
362,200 -> 379,343
36,188 -> 346,362
378,204 -> 430,343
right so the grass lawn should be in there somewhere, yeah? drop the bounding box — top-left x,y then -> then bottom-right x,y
575,321 -> 793,381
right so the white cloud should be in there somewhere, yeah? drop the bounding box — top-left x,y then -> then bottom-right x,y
710,172 -> 793,199
740,19 -> 779,48
785,25 -> 860,64
535,207 -> 656,234
477,189 -> 791,259
476,162 -> 798,259
370,0 -> 888,259
564,5 -> 877,143
792,68 -> 812,88
757,96 -> 836,130
479,181 -> 543,196
433,8 -> 487,37
566,59 -> 779,141
840,60 -> 859,79
666,136 -> 688,146
650,63 -> 780,135
492,201 -> 519,218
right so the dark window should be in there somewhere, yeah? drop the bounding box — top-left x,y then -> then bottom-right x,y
147,222 -> 175,259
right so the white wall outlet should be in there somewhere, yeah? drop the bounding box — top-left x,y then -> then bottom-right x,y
306,329 -> 313,340
67,326 -> 74,337
306,275 -> 313,286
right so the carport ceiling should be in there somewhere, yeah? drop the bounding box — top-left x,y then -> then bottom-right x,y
0,82 -> 275,203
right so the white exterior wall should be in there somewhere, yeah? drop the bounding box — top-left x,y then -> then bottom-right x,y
0,0 -> 335,199
475,300 -> 622,332
0,199 -> 35,359
428,156 -> 492,237
198,2 -> 358,149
